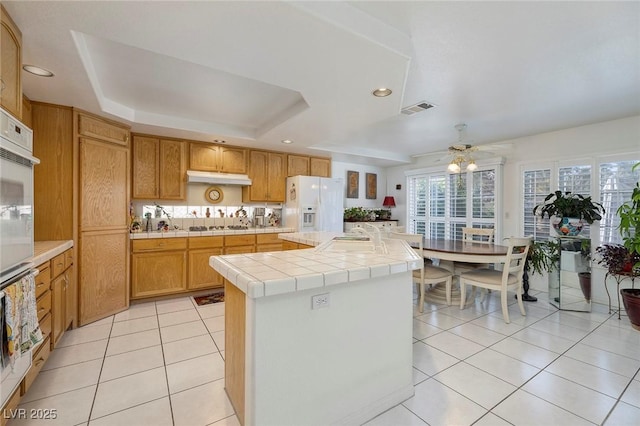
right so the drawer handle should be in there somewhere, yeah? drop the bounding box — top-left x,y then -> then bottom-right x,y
56,262 -> 64,267
38,308 -> 45,313
37,283 -> 45,287
35,357 -> 46,367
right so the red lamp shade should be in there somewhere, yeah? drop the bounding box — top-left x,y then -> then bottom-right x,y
382,196 -> 396,208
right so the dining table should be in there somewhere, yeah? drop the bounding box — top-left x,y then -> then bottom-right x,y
420,238 -> 536,304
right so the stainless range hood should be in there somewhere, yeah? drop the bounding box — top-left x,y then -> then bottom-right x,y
187,170 -> 252,185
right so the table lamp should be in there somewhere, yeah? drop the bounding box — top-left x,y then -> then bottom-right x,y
382,196 -> 396,219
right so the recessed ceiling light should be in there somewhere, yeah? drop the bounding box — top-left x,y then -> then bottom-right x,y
281,139 -> 293,144
23,65 -> 54,77
372,88 -> 392,97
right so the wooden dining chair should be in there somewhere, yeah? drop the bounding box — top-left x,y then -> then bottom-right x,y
388,232 -> 454,311
454,227 -> 496,275
458,236 -> 532,323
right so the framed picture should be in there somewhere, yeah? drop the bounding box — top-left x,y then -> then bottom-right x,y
347,170 -> 359,198
366,173 -> 377,199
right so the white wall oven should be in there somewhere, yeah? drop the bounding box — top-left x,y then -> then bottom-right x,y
0,108 -> 38,284
1,108 -> 40,407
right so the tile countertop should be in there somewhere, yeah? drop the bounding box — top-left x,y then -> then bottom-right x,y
210,232 -> 423,299
33,240 -> 74,267
130,227 -> 295,239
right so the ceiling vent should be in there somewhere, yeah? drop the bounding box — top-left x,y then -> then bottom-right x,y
401,101 -> 435,115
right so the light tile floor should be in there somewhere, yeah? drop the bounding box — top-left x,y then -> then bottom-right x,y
8,289 -> 640,426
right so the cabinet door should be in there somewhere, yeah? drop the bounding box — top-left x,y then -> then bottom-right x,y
267,152 -> 286,201
188,247 -> 224,290
224,245 -> 255,254
132,136 -> 159,199
132,250 -> 187,298
80,138 -> 129,230
310,157 -> 331,177
220,146 -> 247,173
287,154 -> 310,177
64,266 -> 75,330
189,143 -> 219,171
159,139 -> 186,200
245,150 -> 269,201
79,230 -> 129,325
51,274 -> 64,348
77,114 -> 129,146
0,6 -> 22,120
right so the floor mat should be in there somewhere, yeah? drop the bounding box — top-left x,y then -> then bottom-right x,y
193,292 -> 225,306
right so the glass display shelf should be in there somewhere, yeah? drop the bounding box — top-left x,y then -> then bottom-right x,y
548,236 -> 592,312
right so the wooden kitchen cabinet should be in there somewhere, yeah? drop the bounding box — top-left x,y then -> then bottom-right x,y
188,236 -> 224,290
287,154 -> 310,177
223,234 -> 256,254
189,142 -> 247,174
21,95 -> 32,128
1,5 -> 22,120
310,157 -> 331,177
132,135 -> 186,200
242,150 -> 286,202
33,103 -> 131,327
131,238 -> 187,299
256,233 -> 283,252
51,249 -> 74,348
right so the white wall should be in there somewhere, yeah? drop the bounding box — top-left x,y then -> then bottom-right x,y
332,160 -> 389,210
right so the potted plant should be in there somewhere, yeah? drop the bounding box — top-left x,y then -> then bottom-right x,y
616,162 -> 640,330
533,191 -> 605,236
343,207 -> 368,222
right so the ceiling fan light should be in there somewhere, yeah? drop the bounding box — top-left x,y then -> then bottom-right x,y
448,162 -> 461,173
466,160 -> 478,171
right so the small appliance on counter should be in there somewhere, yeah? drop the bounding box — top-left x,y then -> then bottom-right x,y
254,207 -> 266,228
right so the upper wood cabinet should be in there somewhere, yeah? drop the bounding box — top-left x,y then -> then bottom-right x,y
159,139 -> 186,200
287,154 -> 331,178
310,157 -> 331,177
242,150 -> 286,202
1,5 -> 22,120
287,154 -> 310,177
189,142 -> 247,174
132,135 -> 186,200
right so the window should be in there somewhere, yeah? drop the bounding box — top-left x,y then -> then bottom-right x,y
408,164 -> 500,239
521,157 -> 639,245
600,160 -> 640,244
523,168 -> 551,241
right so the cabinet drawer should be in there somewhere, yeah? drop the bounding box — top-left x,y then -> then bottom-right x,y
224,245 -> 255,254
256,243 -> 282,252
132,238 -> 187,252
224,234 -> 255,247
2,387 -> 21,426
51,253 -> 66,277
36,291 -> 51,321
64,248 -> 73,268
39,312 -> 52,342
35,264 -> 51,299
256,233 -> 282,244
78,114 -> 129,146
22,337 -> 51,394
189,236 -> 224,249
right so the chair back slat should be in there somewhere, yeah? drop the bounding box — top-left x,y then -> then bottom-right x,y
503,237 -> 532,279
387,231 -> 423,252
462,227 -> 495,245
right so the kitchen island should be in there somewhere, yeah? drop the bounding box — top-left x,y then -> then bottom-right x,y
210,231 -> 422,426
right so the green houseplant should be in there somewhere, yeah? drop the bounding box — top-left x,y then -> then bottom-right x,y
533,191 -> 605,236
615,162 -> 640,330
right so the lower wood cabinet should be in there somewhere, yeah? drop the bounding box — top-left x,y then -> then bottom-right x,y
131,238 -> 187,299
188,236 -> 224,290
282,240 -> 314,250
50,249 -> 74,349
130,233 -> 291,299
256,233 -> 283,252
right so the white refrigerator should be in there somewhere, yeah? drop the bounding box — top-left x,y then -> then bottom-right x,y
284,176 -> 344,232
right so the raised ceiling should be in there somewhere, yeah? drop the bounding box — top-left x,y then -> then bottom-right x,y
5,1 -> 640,166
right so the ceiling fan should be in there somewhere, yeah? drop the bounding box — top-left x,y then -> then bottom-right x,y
413,123 -> 512,173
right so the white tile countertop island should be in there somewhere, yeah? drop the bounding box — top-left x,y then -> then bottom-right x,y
210,231 -> 422,426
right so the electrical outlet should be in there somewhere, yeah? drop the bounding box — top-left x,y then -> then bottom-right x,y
311,293 -> 330,310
